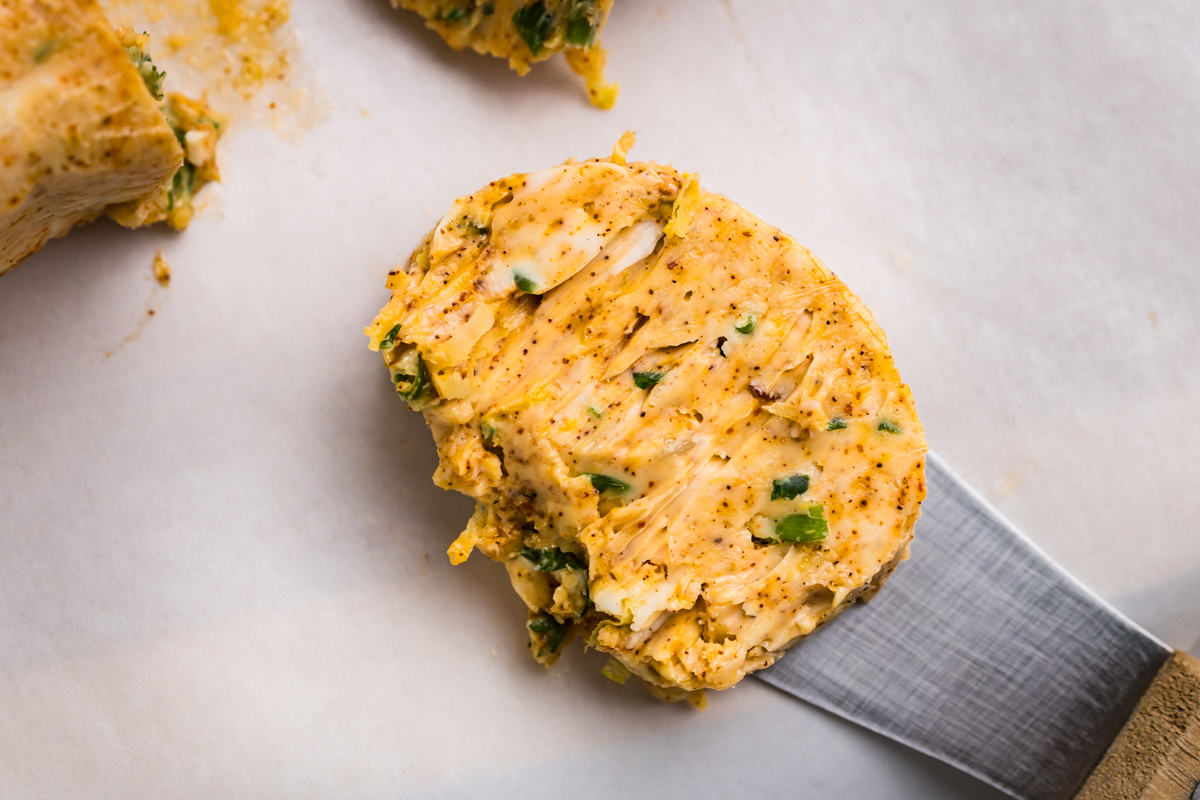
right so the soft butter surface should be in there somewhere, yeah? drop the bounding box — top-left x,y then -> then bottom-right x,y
0,0 -> 222,274
391,0 -> 618,107
368,140 -> 927,696
0,0 -> 182,273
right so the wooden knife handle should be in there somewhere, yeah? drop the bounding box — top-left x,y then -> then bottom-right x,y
1074,651 -> 1200,800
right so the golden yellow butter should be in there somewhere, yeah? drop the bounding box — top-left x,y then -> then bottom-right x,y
368,136 -> 927,702
391,0 -> 618,108
0,0 -> 222,275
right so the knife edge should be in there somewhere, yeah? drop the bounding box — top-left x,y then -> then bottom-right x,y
758,451 -> 1171,800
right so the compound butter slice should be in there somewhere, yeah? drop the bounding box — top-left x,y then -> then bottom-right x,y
391,0 -> 618,108
367,135 -> 927,702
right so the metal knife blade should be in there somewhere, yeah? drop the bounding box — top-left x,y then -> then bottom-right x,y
757,452 -> 1171,800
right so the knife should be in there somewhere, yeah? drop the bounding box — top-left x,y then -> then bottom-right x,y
758,452 -> 1200,800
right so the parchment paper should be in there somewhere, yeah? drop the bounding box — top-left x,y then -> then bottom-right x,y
1,1 -> 1197,797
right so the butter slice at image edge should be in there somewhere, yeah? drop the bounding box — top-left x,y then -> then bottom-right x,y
0,0 -> 222,276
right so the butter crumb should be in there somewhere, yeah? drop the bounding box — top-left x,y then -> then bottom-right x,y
152,249 -> 171,287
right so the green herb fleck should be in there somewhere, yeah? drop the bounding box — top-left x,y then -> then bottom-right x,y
166,162 -> 194,213
513,274 -> 539,294
528,613 -> 565,657
124,41 -> 166,100
771,474 -> 810,501
169,122 -> 187,149
827,418 -> 848,431
564,0 -> 600,47
482,2 -> 495,13
512,1 -> 554,55
735,314 -> 757,334
442,7 -> 467,21
564,15 -> 593,46
633,370 -> 666,390
878,420 -> 902,434
583,473 -> 630,494
773,506 -> 828,543
33,40 -> 59,63
518,546 -> 585,573
379,324 -> 400,351
587,406 -> 602,419
393,350 -> 430,405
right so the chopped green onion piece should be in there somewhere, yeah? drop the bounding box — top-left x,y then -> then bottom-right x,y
166,162 -> 194,213
564,16 -> 593,46
379,324 -> 400,351
735,314 -> 757,334
512,1 -> 554,55
393,350 -> 429,404
587,406 -> 602,419
878,420 -> 902,434
442,7 -> 467,20
826,418 -> 848,431
773,506 -> 828,543
583,473 -> 630,494
528,613 -> 565,656
771,474 -> 810,501
633,370 -> 666,390
401,358 -> 427,401
564,0 -> 599,46
518,546 -> 585,573
124,42 -> 165,100
513,274 -> 538,294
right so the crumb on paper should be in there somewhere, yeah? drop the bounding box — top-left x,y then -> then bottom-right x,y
152,250 -> 171,286
1150,310 -> 1159,329
106,281 -> 163,357
720,0 -> 746,44
601,657 -> 630,684
99,0 -> 326,140
992,471 -> 1021,499
890,249 -> 912,275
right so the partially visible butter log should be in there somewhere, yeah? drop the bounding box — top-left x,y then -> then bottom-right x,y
0,0 -> 183,275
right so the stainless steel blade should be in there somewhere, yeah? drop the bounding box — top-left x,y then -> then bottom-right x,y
757,452 -> 1171,800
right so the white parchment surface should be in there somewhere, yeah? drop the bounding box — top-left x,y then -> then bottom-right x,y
1,1 -> 1198,797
